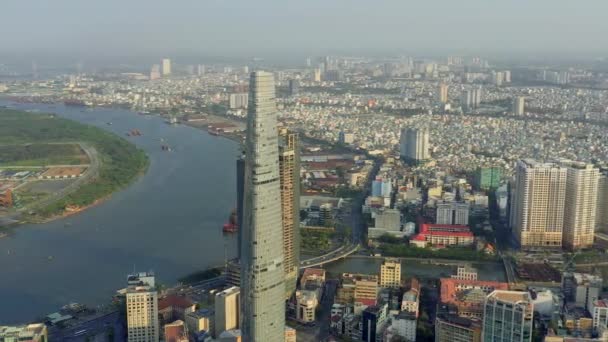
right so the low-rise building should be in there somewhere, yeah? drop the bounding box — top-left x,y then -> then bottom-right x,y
410,223 -> 474,247
296,290 -> 319,323
0,324 -> 48,342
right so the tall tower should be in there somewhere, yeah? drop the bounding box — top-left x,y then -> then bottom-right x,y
399,127 -> 430,165
240,71 -> 286,342
437,83 -> 448,103
126,272 -> 159,342
510,160 -> 567,249
597,169 -> 608,232
162,58 -> 171,76
562,162 -> 599,250
513,96 -> 525,115
279,128 -> 300,299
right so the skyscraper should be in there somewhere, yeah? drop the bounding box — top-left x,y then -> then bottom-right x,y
399,127 -> 430,164
438,83 -> 449,103
288,79 -> 300,97
279,128 -> 300,299
162,58 -> 171,76
482,290 -> 533,342
597,169 -> 608,232
240,71 -> 286,342
562,162 -> 599,250
126,272 -> 159,342
510,159 -> 567,249
513,96 -> 525,116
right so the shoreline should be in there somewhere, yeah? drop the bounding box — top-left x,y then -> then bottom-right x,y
0,103 -> 151,230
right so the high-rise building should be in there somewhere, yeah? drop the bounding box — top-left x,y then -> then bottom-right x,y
229,93 -> 249,109
279,128 -> 300,299
562,162 -> 599,250
150,64 -> 161,80
240,71 -> 286,342
288,79 -> 300,96
436,201 -> 470,226
475,167 -> 502,191
215,287 -> 240,337
313,68 -> 321,82
438,83 -> 449,103
597,170 -> 608,232
399,127 -> 430,164
379,258 -> 401,289
126,272 -> 159,342
197,64 -> 206,76
482,290 -> 533,342
510,160 -> 567,249
461,87 -> 482,112
513,96 -> 525,116
162,58 -> 171,76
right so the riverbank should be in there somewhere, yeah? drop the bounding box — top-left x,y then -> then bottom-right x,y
0,107 -> 149,226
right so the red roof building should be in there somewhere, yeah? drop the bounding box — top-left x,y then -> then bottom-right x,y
440,278 -> 509,318
410,223 -> 474,247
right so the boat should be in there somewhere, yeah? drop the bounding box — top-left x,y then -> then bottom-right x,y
166,116 -> 178,125
208,128 -> 220,136
222,209 -> 238,233
161,144 -> 172,152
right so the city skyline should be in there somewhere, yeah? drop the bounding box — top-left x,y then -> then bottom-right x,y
2,0 -> 608,61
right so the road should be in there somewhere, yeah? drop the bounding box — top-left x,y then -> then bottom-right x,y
301,244 -> 360,268
14,142 -> 100,215
48,311 -> 126,342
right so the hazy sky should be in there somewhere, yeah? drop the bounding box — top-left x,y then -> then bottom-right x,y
2,0 -> 608,60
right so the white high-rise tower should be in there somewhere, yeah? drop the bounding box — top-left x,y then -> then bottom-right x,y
240,71 -> 286,342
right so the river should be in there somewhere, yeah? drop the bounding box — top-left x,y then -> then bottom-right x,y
0,101 -> 239,323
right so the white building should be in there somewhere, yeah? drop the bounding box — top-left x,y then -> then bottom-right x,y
482,290 -> 533,342
562,162 -> 599,250
510,159 -> 567,249
162,58 -> 171,76
126,272 -> 159,342
229,93 -> 249,109
592,299 -> 608,329
390,312 -> 417,342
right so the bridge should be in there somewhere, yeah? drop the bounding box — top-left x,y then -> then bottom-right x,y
300,243 -> 360,268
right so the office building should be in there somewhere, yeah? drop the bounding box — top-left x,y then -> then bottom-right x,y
126,272 -> 159,342
597,170 -> 608,232
510,160 -> 567,249
0,324 -> 47,342
475,167 -> 502,191
279,128 -> 300,299
240,71 -> 286,342
288,79 -> 300,96
513,96 -> 525,116
562,162 -> 599,250
229,93 -> 249,109
482,290 -> 533,342
436,315 -> 482,342
452,266 -> 478,281
390,312 -> 417,341
379,258 -> 401,289
215,287 -> 240,337
399,127 -> 430,164
362,304 -> 388,342
162,58 -> 171,76
436,201 -> 470,225
438,83 -> 449,103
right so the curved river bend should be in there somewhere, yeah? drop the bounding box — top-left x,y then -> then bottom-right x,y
0,101 -> 239,323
